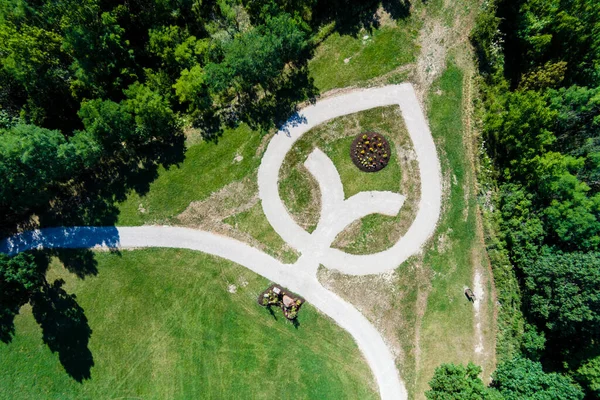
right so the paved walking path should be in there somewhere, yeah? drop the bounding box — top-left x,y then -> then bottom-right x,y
258,84 -> 441,275
1,84 -> 442,400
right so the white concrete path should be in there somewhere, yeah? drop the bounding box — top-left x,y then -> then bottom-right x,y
0,225 -> 406,400
258,84 -> 442,275
1,84 -> 442,400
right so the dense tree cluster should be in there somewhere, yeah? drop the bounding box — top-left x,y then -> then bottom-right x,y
458,0 -> 600,397
427,359 -> 584,399
0,0 -> 411,235
0,0 -> 324,233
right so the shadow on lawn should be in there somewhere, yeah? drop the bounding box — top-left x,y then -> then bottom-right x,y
0,126 -> 185,240
32,279 -> 94,382
313,0 -> 412,36
52,249 -> 99,279
0,229 -> 123,380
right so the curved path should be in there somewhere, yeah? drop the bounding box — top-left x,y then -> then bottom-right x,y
1,84 -> 442,400
0,226 -> 405,399
258,84 -> 442,275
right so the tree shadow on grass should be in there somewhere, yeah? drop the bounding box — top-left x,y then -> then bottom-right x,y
0,128 -> 185,239
52,249 -> 99,279
291,318 -> 300,330
31,279 -> 94,382
0,301 -> 25,343
313,0 -> 412,36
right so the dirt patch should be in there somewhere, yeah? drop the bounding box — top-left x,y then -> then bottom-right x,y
319,268 -> 406,359
375,6 -> 398,28
415,21 -> 449,99
177,175 -> 259,227
470,243 -> 497,382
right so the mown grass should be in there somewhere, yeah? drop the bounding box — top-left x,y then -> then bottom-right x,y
278,106 -> 419,254
413,63 -> 495,396
309,21 -> 420,92
278,107 -> 402,229
117,124 -> 263,226
0,249 -> 377,399
223,202 -> 299,264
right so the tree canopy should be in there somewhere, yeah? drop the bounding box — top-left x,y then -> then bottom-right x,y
491,357 -> 584,400
426,363 -> 492,400
468,0 -> 600,396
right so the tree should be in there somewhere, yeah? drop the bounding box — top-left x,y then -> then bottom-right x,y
523,250 -> 600,340
0,124 -> 73,214
484,90 -> 556,182
0,253 -> 43,342
206,13 -> 308,96
576,355 -> 600,397
426,362 -> 492,400
498,184 -> 545,266
491,357 -> 584,399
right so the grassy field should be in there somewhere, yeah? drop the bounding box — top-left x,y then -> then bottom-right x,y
0,249 -> 376,399
117,124 -> 264,226
317,62 -> 496,399
309,20 -> 420,91
223,202 -> 299,264
277,106 -> 420,254
412,63 -> 496,396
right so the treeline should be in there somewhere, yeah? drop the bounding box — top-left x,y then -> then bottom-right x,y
0,0 -> 316,235
0,0 -> 409,234
427,0 -> 600,398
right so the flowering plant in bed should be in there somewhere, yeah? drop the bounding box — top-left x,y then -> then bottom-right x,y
350,132 -> 391,172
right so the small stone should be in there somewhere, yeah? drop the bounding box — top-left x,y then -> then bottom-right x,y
363,35 -> 369,40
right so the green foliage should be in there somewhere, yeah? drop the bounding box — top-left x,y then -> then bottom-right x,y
484,90 -> 556,181
575,355 -> 600,397
520,323 -> 545,361
474,0 -> 600,394
0,253 -> 42,342
513,0 -> 600,87
497,184 -> 544,265
425,363 -> 491,400
0,124 -> 93,213
470,1 -> 503,74
491,357 -> 584,399
518,61 -> 568,91
148,26 -> 209,72
523,250 -> 600,340
206,13 -> 308,94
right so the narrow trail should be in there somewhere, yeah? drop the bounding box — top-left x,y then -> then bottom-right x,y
1,84 -> 442,400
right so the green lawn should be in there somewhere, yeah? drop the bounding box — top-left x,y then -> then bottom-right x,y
223,202 -> 300,264
309,21 -> 420,92
278,106 -> 420,254
0,249 -> 376,399
414,63 -> 496,395
117,124 -> 264,226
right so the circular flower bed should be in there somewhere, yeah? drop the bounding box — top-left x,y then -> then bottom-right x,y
350,132 -> 391,172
